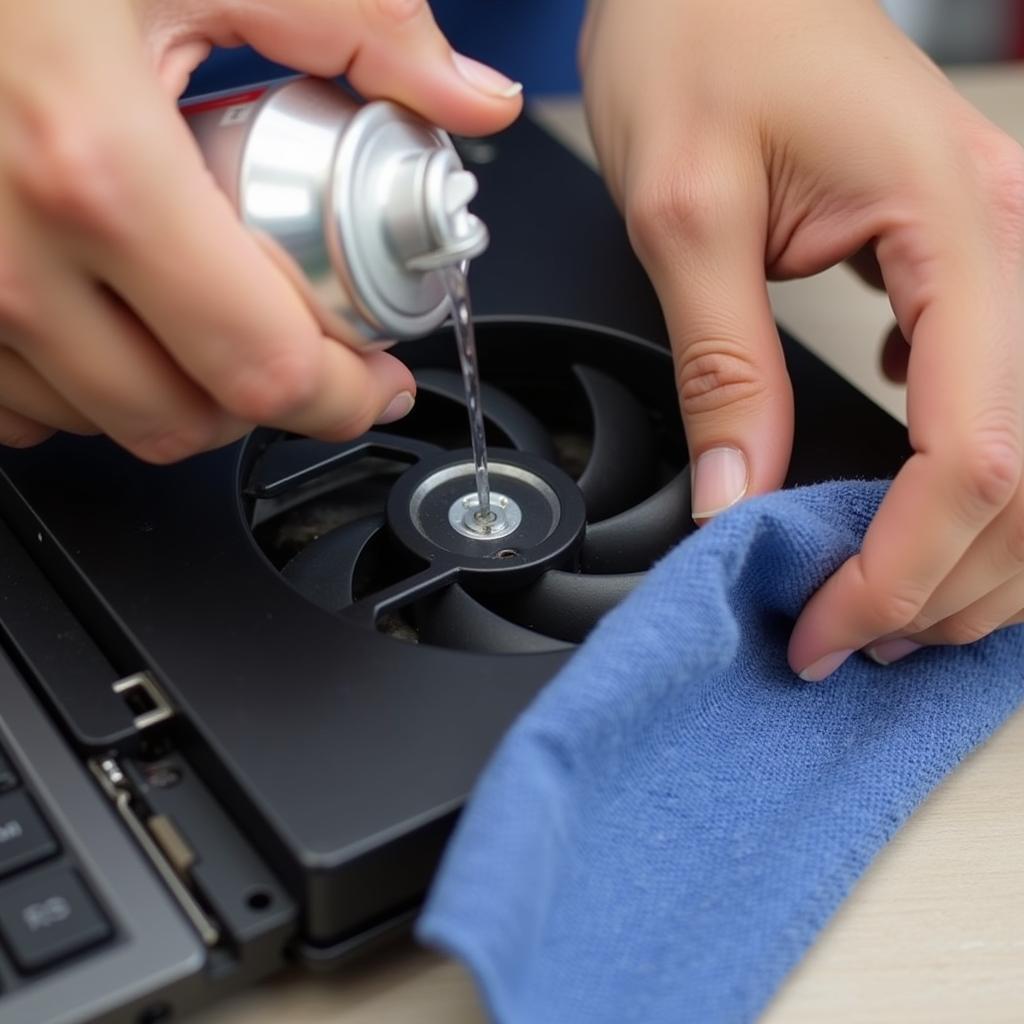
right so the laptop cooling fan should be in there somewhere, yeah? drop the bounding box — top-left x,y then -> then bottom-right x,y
243,319 -> 692,653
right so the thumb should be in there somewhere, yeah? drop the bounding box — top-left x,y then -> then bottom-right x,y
176,0 -> 523,136
628,169 -> 794,522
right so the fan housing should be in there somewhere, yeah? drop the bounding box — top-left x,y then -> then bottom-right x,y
243,319 -> 693,654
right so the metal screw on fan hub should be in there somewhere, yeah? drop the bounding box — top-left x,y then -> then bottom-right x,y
387,448 -> 586,586
449,492 -> 523,540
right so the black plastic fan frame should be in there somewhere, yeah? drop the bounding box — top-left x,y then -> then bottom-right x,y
245,319 -> 694,653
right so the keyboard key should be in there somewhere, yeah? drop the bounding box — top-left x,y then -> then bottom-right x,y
0,791 -> 57,878
0,751 -> 17,793
0,866 -> 111,973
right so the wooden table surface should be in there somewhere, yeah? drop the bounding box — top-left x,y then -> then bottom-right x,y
191,64 -> 1024,1024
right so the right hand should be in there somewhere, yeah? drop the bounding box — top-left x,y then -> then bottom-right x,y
581,0 -> 1024,680
0,0 -> 522,460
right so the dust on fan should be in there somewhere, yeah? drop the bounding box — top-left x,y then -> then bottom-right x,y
243,321 -> 693,654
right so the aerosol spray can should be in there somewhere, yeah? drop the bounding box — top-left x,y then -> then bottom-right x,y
181,77 -> 489,347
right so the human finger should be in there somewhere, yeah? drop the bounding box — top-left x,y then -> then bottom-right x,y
150,0 -> 523,135
790,181 -> 1024,680
0,345 -> 97,434
10,271 -> 247,463
869,571 -> 1024,662
625,150 -> 794,522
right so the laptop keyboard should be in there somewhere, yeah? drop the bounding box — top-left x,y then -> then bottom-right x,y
0,744 -> 113,988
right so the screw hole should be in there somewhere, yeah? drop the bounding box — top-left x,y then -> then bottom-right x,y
246,889 -> 273,911
495,549 -> 519,560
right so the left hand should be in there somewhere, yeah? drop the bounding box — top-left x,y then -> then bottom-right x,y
580,0 -> 1024,679
0,0 -> 521,461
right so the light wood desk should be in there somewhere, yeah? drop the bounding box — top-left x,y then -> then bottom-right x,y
192,65 -> 1024,1024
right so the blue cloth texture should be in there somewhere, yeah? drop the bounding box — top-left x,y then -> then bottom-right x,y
417,480 -> 1024,1023
185,2 -> 584,99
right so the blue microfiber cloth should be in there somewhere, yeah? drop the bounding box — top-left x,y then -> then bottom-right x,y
417,480 -> 1024,1024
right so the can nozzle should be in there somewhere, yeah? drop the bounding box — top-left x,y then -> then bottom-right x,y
387,149 -> 490,273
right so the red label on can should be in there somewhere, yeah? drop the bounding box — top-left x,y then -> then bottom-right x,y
179,87 -> 268,117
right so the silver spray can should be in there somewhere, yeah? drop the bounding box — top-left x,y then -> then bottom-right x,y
181,77 -> 489,347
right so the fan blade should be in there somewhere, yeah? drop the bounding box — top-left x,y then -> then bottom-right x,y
496,569 -> 644,644
281,515 -> 384,611
248,433 -> 440,499
573,365 -> 659,521
418,584 -> 572,654
415,368 -> 557,459
581,472 -> 694,573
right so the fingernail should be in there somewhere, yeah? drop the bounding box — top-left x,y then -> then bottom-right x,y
865,638 -> 922,666
452,53 -> 523,99
692,447 -> 749,521
376,391 -> 415,425
798,649 -> 854,683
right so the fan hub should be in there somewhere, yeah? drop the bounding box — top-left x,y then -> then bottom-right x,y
387,448 -> 586,583
449,492 -> 522,540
